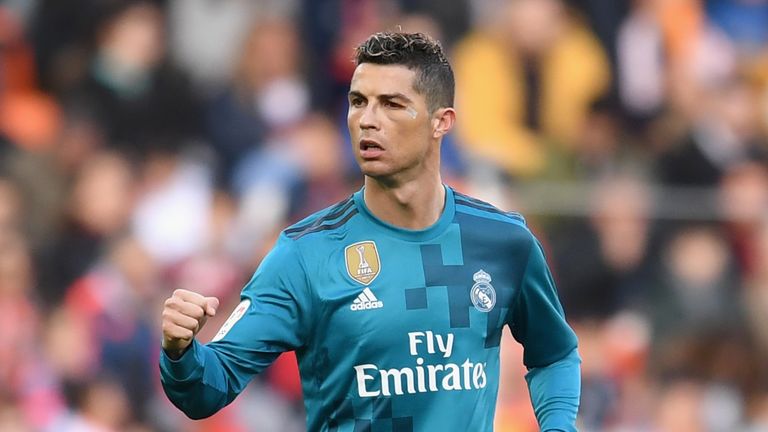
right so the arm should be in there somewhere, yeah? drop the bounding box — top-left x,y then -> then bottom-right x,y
159,234 -> 312,419
508,235 -> 580,431
526,348 -> 581,431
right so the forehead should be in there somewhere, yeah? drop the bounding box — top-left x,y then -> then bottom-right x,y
349,63 -> 419,97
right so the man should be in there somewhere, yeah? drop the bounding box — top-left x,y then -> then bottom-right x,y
160,31 -> 581,431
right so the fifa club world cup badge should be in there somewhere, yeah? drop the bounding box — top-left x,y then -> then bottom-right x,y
345,241 -> 381,285
471,270 -> 496,312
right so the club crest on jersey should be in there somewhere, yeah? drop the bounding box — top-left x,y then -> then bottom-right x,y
471,270 -> 496,312
345,241 -> 381,285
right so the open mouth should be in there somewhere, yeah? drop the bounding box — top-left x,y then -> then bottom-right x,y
360,139 -> 383,151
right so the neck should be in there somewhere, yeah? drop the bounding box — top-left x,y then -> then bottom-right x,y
363,175 -> 446,230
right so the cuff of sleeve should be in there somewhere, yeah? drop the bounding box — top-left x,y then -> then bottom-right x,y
160,340 -> 202,381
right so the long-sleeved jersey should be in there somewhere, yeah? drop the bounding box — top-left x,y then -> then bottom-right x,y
160,185 -> 580,431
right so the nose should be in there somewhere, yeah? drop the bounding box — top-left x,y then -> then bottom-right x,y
358,104 -> 380,131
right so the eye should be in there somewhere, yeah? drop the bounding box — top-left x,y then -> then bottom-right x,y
350,97 -> 366,108
384,100 -> 404,109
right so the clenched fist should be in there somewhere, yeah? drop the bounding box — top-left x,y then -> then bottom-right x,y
161,289 -> 220,360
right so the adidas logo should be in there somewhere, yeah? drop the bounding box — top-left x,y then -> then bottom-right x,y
350,287 -> 384,311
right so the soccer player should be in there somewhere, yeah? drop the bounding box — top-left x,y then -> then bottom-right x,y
160,32 -> 581,431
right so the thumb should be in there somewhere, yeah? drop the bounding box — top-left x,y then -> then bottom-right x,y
204,297 -> 220,316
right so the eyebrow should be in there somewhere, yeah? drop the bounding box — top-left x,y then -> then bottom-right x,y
348,91 -> 413,103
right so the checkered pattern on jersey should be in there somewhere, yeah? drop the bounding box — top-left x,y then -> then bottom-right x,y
328,397 -> 413,432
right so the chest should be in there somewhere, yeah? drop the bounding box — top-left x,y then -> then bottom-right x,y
306,230 -> 525,360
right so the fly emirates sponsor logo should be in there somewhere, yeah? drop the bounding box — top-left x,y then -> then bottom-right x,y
353,331 -> 487,397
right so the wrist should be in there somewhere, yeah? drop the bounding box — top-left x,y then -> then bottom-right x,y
162,340 -> 192,361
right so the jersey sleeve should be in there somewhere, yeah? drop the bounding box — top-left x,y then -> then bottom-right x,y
160,233 -> 313,419
507,235 -> 578,368
525,348 -> 581,431
507,234 -> 580,430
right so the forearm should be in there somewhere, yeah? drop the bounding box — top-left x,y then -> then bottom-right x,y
525,348 -> 581,432
159,340 -> 240,419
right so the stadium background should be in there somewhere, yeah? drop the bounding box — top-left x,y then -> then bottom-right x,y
1,0 -> 768,430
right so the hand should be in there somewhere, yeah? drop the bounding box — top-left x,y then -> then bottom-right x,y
161,289 -> 220,359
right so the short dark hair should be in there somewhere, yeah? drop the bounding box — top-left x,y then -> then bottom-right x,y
354,32 -> 454,113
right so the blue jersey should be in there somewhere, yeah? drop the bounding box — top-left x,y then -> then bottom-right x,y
160,186 -> 580,431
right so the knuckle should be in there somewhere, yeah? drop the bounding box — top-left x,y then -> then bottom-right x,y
163,323 -> 179,337
190,307 -> 204,320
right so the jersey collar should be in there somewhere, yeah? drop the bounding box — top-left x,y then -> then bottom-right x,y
352,184 -> 456,242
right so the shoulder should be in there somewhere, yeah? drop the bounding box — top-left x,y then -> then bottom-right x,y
453,190 -> 527,227
452,190 -> 537,254
282,195 -> 358,241
253,197 -> 357,281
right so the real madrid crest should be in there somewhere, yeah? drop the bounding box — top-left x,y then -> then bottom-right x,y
345,241 -> 381,285
471,269 -> 496,312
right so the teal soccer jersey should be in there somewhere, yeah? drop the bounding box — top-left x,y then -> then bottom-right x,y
160,186 -> 580,431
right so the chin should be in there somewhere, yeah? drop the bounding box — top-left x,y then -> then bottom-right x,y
359,162 -> 396,179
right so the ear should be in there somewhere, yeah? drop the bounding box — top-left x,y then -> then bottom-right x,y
431,107 -> 456,139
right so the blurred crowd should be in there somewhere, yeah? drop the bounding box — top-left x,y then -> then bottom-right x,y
0,0 -> 767,431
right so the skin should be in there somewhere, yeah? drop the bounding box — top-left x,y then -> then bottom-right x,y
162,63 -> 455,358
161,289 -> 218,359
347,63 -> 455,229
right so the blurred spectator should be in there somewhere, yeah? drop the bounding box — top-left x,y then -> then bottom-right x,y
616,0 -> 666,121
317,0 -> 401,112
0,179 -> 22,231
567,0 -> 630,102
553,173 -> 654,320
719,162 -> 768,276
29,0 -> 122,94
62,0 -> 201,157
38,151 -> 135,307
2,111 -> 104,253
279,113 -> 351,219
648,224 -> 742,342
205,17 -> 309,188
646,224 -> 756,405
132,150 -> 215,266
167,0 -> 280,93
0,230 -> 64,429
656,79 -> 767,188
230,113 -> 350,265
63,234 -> 159,421
42,307 -> 97,414
453,0 -> 610,179
1,7 -> 39,94
46,375 -> 133,432
742,217 -> 768,355
167,192 -> 244,302
570,97 -> 652,180
0,6 -> 62,153
653,381 -> 710,432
